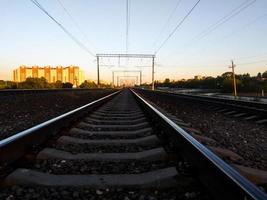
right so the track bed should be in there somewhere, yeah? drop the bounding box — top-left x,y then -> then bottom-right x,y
0,90 -> 211,199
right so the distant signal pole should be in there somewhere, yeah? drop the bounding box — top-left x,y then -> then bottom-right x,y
152,57 -> 155,90
229,60 -> 237,98
97,56 -> 100,87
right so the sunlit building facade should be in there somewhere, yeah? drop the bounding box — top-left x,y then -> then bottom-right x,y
13,65 -> 85,87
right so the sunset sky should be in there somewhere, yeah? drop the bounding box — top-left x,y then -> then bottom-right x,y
0,0 -> 266,83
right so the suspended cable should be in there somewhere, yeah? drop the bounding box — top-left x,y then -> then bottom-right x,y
56,0 -> 98,51
165,56 -> 267,69
30,0 -> 95,57
186,0 -> 257,46
220,13 -> 267,41
126,0 -> 130,53
152,0 -> 182,49
154,0 -> 201,55
162,0 -> 257,62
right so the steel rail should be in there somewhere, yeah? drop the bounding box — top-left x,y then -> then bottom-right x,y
138,89 -> 267,117
0,90 -> 120,165
131,89 -> 267,200
161,89 -> 266,104
156,89 -> 267,108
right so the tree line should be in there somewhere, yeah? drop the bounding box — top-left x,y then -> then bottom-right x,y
154,71 -> 267,93
0,77 -> 73,89
0,77 -> 111,89
1,71 -> 266,92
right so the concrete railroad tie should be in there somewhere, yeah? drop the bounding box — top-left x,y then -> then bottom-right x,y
69,127 -> 153,137
3,167 -> 178,188
37,147 -> 169,161
57,135 -> 160,146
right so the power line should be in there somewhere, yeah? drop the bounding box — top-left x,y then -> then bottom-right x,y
56,0 -> 98,51
30,0 -> 95,57
220,13 -> 267,41
152,0 -> 182,49
186,0 -> 257,46
172,57 -> 267,68
126,0 -> 130,53
154,0 -> 201,55
163,0 -> 257,62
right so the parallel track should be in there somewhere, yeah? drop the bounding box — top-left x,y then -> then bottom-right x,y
0,89 -> 266,199
137,89 -> 267,124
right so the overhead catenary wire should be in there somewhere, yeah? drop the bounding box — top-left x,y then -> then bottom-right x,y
162,0 -> 257,62
161,56 -> 267,69
220,13 -> 267,41
154,0 -> 201,55
186,12 -> 267,59
56,0 -> 98,51
30,0 -> 95,57
161,0 -> 260,66
152,0 -> 182,49
126,0 -> 130,54
185,0 -> 257,47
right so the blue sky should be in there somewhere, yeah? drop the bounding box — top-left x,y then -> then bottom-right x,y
0,0 -> 266,82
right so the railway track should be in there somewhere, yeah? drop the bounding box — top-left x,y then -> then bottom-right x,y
0,89 -> 266,199
146,89 -> 267,124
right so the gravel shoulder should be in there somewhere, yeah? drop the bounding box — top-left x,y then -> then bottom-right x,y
0,89 -> 115,140
138,90 -> 267,171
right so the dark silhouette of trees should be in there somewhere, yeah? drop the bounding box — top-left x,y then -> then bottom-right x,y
0,78 -> 73,89
79,80 -> 111,88
19,77 -> 49,89
155,71 -> 267,93
62,82 -> 73,88
1,70 -> 266,92
79,80 -> 97,88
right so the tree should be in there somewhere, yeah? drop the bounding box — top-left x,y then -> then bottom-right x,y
222,78 -> 241,92
257,72 -> 262,79
262,71 -> 267,78
62,82 -> 73,88
221,72 -> 233,78
163,78 -> 170,84
79,80 -> 97,88
0,80 -> 5,89
19,77 -> 49,89
54,80 -> 63,88
162,78 -> 171,87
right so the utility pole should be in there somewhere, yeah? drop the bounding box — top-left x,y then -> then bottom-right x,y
140,70 -> 142,86
229,60 -> 237,98
97,56 -> 100,87
152,57 -> 155,90
112,71 -> 115,88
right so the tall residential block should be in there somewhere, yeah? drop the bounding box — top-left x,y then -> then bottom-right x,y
13,65 -> 85,87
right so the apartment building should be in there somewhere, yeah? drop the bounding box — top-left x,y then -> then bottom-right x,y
13,65 -> 85,87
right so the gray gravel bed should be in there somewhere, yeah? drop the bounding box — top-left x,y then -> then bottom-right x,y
0,186 -> 212,200
0,90 -> 115,140
68,132 -> 152,140
52,143 -> 160,153
140,92 -> 267,170
77,126 -> 145,131
29,160 -> 178,175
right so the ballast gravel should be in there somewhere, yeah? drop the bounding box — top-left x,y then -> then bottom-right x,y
139,91 -> 267,171
0,89 -> 115,140
0,186 -> 211,200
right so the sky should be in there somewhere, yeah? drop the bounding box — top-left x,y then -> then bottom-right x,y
0,0 -> 267,83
